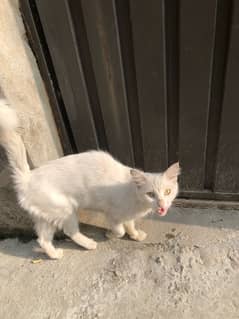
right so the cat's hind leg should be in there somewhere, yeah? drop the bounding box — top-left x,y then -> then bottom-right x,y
124,220 -> 147,241
63,214 -> 97,250
35,219 -> 63,259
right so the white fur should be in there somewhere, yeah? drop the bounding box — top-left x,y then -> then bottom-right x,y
0,99 -> 180,259
0,100 -> 30,195
0,99 -> 19,131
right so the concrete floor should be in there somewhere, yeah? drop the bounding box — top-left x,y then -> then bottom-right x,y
0,207 -> 239,319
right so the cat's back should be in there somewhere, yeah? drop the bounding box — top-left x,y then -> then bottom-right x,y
30,150 -> 129,186
74,150 -> 128,182
66,150 -> 126,173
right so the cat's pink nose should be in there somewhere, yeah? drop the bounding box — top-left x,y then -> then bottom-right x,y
159,199 -> 166,208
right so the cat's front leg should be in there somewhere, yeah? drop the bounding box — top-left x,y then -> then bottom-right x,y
124,220 -> 147,241
106,223 -> 125,239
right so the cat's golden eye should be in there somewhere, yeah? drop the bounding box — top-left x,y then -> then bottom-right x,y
164,189 -> 171,196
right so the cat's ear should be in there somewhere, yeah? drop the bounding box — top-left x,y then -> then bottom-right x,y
130,169 -> 147,188
164,162 -> 181,182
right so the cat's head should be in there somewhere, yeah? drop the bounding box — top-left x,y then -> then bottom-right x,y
130,162 -> 180,216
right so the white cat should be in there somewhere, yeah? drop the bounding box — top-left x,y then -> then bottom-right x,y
0,99 -> 180,259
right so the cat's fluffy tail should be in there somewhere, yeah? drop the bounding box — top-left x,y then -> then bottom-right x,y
0,99 -> 30,196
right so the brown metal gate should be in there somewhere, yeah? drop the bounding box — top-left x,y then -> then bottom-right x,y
21,0 -> 239,201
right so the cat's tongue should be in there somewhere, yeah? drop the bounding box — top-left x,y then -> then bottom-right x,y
158,207 -> 167,216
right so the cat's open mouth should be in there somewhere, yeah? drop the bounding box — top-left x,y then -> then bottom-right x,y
158,207 -> 168,216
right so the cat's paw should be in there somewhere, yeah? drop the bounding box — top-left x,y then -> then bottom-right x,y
130,230 -> 147,242
105,230 -> 116,239
49,248 -> 64,259
105,230 -> 124,239
83,239 -> 97,250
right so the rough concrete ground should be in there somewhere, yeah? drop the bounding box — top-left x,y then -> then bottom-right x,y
0,207 -> 239,319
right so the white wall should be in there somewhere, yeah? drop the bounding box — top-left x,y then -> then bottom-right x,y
0,0 -> 63,234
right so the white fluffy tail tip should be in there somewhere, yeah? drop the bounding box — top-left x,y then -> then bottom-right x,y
0,99 -> 19,131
